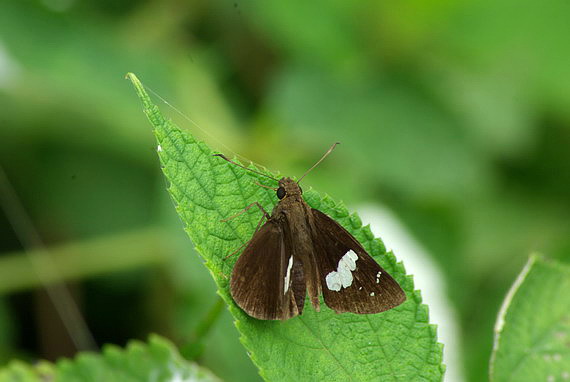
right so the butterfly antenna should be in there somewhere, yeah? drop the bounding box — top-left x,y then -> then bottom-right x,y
297,142 -> 340,184
213,154 -> 279,182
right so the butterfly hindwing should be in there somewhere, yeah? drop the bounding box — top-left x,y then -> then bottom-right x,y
230,219 -> 302,320
310,209 -> 406,314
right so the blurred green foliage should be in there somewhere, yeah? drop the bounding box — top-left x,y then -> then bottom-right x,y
0,0 -> 569,381
0,335 -> 221,381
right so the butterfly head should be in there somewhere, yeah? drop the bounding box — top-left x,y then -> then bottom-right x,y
214,143 -> 339,201
277,177 -> 302,199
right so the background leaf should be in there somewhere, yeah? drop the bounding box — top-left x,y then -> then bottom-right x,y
0,335 -> 219,382
490,255 -> 570,382
128,73 -> 444,381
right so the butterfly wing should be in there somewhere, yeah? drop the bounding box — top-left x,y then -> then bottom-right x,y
311,209 -> 406,314
230,219 -> 304,320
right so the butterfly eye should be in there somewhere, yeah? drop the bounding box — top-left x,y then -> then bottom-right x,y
277,187 -> 286,199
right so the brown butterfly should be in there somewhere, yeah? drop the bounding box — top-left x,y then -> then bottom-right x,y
215,143 -> 406,320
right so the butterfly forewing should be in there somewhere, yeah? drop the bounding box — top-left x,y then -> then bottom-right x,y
230,220 -> 301,320
310,209 -> 406,314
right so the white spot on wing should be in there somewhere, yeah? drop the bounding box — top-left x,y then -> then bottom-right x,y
157,144 -> 162,152
284,256 -> 293,294
370,292 -> 375,297
343,250 -> 358,270
325,250 -> 359,291
325,272 -> 342,291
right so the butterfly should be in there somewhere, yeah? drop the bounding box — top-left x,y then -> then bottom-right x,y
215,143 -> 406,320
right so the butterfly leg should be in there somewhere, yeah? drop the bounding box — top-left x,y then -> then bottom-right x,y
224,212 -> 268,259
221,202 -> 270,222
222,202 -> 270,259
253,181 -> 277,191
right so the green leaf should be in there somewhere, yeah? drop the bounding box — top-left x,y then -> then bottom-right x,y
490,255 -> 570,382
0,335 -> 220,382
127,73 -> 444,381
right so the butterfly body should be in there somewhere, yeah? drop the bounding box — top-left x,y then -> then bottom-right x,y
229,177 -> 406,321
270,178 -> 322,312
